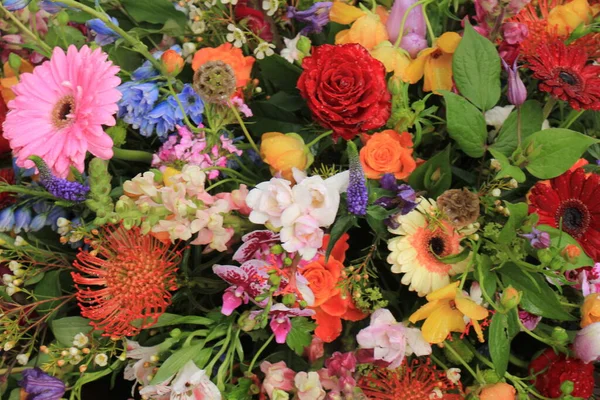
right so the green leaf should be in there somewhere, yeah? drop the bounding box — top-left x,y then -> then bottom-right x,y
325,214 -> 357,261
476,254 -> 497,303
489,312 -> 510,377
192,347 -> 213,369
121,0 -> 187,25
434,247 -> 470,264
51,317 -> 93,347
8,389 -> 20,400
491,100 -> 544,156
366,205 -> 392,238
506,308 -> 520,339
45,25 -> 86,50
257,55 -> 302,93
523,128 -> 598,179
440,91 -> 487,158
408,145 -> 452,197
146,313 -> 215,328
488,148 -> 526,183
34,270 -> 62,314
536,225 -> 594,269
286,317 -> 315,356
452,22 -> 501,111
499,264 -> 575,321
151,342 -> 205,384
226,377 -> 253,400
498,202 -> 528,244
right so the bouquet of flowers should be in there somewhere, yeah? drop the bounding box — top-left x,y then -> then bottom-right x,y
0,0 -> 599,398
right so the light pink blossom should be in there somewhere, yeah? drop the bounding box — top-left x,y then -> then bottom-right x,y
294,371 -> 325,400
260,361 -> 295,399
573,322 -> 600,364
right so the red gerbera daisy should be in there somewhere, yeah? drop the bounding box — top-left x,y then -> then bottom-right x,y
357,358 -> 464,400
72,225 -> 181,337
529,348 -> 595,398
527,168 -> 600,261
526,40 -> 600,110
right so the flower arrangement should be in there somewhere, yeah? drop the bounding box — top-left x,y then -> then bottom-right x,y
0,0 -> 599,399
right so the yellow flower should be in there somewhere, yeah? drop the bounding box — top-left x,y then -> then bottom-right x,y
1,57 -> 34,103
409,281 -> 489,344
404,32 -> 461,93
331,2 -> 388,51
547,0 -> 596,36
370,41 -> 411,80
581,292 -> 600,328
260,132 -> 313,182
162,167 -> 181,187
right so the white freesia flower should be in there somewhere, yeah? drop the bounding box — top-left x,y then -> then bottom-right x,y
281,35 -> 301,63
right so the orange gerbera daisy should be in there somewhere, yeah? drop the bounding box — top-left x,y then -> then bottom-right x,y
191,43 -> 255,89
72,225 -> 181,337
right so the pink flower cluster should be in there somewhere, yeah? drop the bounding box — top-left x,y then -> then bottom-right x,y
152,126 -> 242,180
120,164 -> 250,251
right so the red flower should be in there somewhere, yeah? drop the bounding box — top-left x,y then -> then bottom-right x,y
526,40 -> 600,110
234,0 -> 273,42
297,44 -> 391,141
0,168 -> 15,210
529,348 -> 594,398
72,225 -> 181,337
527,168 -> 600,261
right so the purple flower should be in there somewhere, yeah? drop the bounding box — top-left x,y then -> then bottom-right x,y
213,260 -> 270,315
386,0 -> 427,57
19,368 -> 66,400
346,141 -> 368,216
573,322 -> 600,363
266,304 -> 314,343
502,57 -> 527,106
379,173 -> 397,191
29,156 -> 89,203
518,309 -> 542,331
87,17 -> 121,46
565,264 -> 600,296
287,2 -> 332,35
520,227 -> 550,249
375,174 -> 418,216
325,352 -> 357,377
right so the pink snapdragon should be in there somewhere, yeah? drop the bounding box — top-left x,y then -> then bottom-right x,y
294,371 -> 326,400
260,361 -> 295,399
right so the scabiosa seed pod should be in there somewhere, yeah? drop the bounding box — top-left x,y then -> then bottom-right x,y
346,141 -> 368,216
29,156 -> 89,203
192,60 -> 237,103
437,188 -> 480,228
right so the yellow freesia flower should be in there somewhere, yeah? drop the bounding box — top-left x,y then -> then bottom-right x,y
547,0 -> 597,36
330,2 -> 388,51
370,41 -> 411,80
404,32 -> 461,93
409,281 -> 489,344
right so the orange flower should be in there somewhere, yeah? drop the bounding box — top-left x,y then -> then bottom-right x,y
1,58 -> 34,103
547,0 -> 597,36
331,2 -> 389,51
192,43 -> 255,89
302,251 -> 344,307
359,130 -> 416,180
313,294 -> 367,342
479,383 -> 516,400
161,49 -> 185,75
581,292 -> 600,327
260,132 -> 313,182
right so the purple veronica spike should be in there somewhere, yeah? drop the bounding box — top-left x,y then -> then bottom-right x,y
346,142 -> 368,216
521,227 -> 550,249
287,2 -> 332,35
19,368 -> 66,400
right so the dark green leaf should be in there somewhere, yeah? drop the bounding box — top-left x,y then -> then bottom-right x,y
45,26 -> 86,50
452,22 -> 501,111
121,0 -> 187,25
325,214 -> 357,261
441,91 -> 487,158
489,312 -> 510,377
523,128 -> 598,179
499,264 -> 575,321
151,342 -> 205,384
108,46 -> 144,73
192,347 -> 213,369
366,205 -> 392,238
488,148 -> 526,183
498,202 -> 528,244
491,100 -> 544,156
434,247 -> 470,264
408,145 -> 452,197
257,55 -> 302,93
536,225 -> 594,269
506,308 -> 520,339
476,254 -> 497,303
226,377 -> 253,400
51,317 -> 93,347
286,317 -> 315,356
142,313 -> 214,328
34,270 -> 62,314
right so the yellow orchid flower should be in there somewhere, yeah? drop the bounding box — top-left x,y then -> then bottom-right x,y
330,2 -> 389,51
404,32 -> 461,93
409,281 -> 489,344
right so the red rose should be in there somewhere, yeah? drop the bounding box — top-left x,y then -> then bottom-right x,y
529,348 -> 594,398
234,0 -> 273,42
297,44 -> 391,141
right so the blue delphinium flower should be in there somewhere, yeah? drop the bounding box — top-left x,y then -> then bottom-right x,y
0,206 -> 15,231
346,141 -> 368,216
3,0 -> 30,11
146,101 -> 179,139
3,0 -> 68,13
168,84 -> 204,125
287,2 -> 332,35
117,81 -> 160,135
13,207 -> 32,233
19,368 -> 66,400
87,16 -> 121,46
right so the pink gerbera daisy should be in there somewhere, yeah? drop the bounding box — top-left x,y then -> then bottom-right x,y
3,45 -> 121,178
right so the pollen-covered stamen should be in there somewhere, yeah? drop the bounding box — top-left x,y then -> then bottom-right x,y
51,95 -> 75,129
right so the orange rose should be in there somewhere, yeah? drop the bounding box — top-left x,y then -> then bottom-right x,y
161,50 -> 185,76
260,132 -> 313,182
359,130 -> 416,180
479,383 -> 516,400
581,293 -> 600,327
192,43 -> 255,89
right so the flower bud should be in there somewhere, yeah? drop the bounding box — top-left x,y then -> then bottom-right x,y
260,132 -> 313,182
238,311 -> 258,332
297,36 -> 312,56
282,293 -> 296,307
270,244 -> 284,255
479,383 -> 517,400
386,0 -> 426,45
560,380 -> 574,395
551,326 -> 569,344
56,11 -> 70,25
573,322 -> 600,363
561,244 -> 581,263
170,328 -> 182,338
161,50 -> 185,76
502,58 -> 527,106
500,286 -> 521,311
399,32 -> 428,58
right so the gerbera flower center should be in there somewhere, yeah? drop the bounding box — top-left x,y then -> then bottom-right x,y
555,198 -> 590,238
52,95 -> 75,129
429,236 -> 446,256
559,70 -> 578,86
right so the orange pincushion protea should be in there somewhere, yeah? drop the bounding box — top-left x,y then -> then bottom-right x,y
72,225 -> 181,337
357,358 -> 464,399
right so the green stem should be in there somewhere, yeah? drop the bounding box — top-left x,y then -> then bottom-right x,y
50,0 -> 165,74
394,0 -> 431,48
206,324 -> 233,378
542,97 -> 557,120
516,106 -> 522,148
111,147 -> 153,163
201,167 -> 255,185
205,178 -> 244,192
247,334 -> 274,373
508,354 -> 528,369
306,130 -> 333,148
444,341 -> 483,384
422,2 -> 436,42
559,109 -> 585,129
0,4 -> 52,57
228,100 -> 260,155
430,353 -> 449,370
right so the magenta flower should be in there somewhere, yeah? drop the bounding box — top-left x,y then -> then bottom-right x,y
573,322 -> 600,363
502,58 -> 527,106
232,230 -> 280,263
386,0 -> 427,58
212,260 -> 270,315
267,304 -> 315,343
566,264 -> 600,296
325,352 -> 356,377
519,309 -> 542,331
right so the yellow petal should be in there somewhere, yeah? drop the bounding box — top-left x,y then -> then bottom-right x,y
403,48 -> 434,84
456,294 -> 489,321
423,53 -> 454,94
163,167 -> 181,187
335,29 -> 351,45
472,320 -> 485,343
436,32 -> 461,54
371,41 -> 411,76
329,2 -> 365,25
409,299 -> 442,323
421,304 -> 466,344
426,281 -> 459,301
